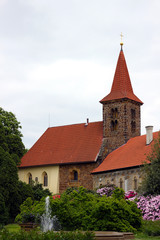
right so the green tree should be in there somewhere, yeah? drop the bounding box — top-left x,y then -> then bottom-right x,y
140,131 -> 160,195
0,107 -> 28,222
31,182 -> 52,201
0,147 -> 20,222
0,107 -> 25,165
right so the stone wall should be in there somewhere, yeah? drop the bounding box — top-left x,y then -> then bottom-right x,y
93,166 -> 142,191
102,99 -> 141,157
59,161 -> 100,193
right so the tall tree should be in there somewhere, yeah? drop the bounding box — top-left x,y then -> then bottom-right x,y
0,146 -> 20,223
0,107 -> 25,165
140,131 -> 160,195
0,107 -> 27,222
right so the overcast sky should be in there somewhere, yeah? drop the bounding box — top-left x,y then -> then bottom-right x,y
0,0 -> 160,149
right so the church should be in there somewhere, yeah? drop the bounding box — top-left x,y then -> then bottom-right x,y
18,42 -> 158,194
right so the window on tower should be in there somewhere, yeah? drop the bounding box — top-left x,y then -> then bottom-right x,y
131,121 -> 136,133
110,108 -> 118,131
131,109 -> 136,119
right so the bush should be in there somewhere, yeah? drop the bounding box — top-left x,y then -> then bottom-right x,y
0,229 -> 94,240
16,187 -> 142,232
136,195 -> 160,221
97,184 -> 116,197
142,220 -> 160,236
49,186 -> 142,232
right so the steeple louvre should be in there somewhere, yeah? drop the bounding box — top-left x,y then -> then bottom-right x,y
100,49 -> 143,105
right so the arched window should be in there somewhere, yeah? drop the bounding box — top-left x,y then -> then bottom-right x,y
111,120 -> 115,131
115,108 -> 118,118
111,108 -> 115,118
110,108 -> 118,131
131,121 -> 136,133
115,120 -> 118,130
43,172 -> 48,187
134,177 -> 137,190
131,109 -> 136,119
73,170 -> 78,181
28,173 -> 32,185
119,178 -> 123,189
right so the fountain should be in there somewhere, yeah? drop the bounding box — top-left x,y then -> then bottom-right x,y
41,196 -> 53,232
41,196 -> 61,232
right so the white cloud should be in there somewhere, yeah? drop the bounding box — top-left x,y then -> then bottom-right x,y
0,0 -> 160,148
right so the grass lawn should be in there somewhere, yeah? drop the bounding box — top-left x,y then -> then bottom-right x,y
4,224 -> 21,232
135,232 -> 160,240
3,225 -> 160,239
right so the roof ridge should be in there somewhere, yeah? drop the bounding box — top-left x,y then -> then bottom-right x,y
48,120 -> 103,129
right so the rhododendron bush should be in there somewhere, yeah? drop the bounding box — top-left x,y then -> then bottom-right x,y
125,191 -> 160,221
136,195 -> 160,221
97,186 -> 160,221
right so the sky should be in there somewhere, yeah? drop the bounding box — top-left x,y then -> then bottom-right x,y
0,0 -> 160,149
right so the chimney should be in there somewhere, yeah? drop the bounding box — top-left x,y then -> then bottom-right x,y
145,126 -> 153,145
85,118 -> 89,126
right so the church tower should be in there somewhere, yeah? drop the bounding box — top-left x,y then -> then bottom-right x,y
100,42 -> 143,157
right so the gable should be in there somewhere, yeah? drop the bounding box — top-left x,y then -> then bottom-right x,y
20,121 -> 103,167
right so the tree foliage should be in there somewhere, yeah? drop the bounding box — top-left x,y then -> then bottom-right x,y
0,107 -> 25,165
140,131 -> 160,195
0,147 -> 20,223
0,107 -> 28,223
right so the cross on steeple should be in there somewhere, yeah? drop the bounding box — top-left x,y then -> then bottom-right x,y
120,32 -> 123,50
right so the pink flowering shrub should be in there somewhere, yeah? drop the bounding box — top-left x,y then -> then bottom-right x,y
136,195 -> 160,221
125,190 -> 137,200
125,191 -> 160,221
96,184 -> 116,197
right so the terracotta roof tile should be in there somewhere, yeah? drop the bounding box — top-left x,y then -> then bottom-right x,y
92,132 -> 159,173
20,121 -> 103,167
100,50 -> 143,104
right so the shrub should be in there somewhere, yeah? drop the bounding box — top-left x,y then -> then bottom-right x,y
125,190 -> 137,199
16,187 -> 142,232
142,220 -> 160,236
0,229 -> 94,240
136,195 -> 160,221
96,184 -> 116,197
49,186 -> 142,232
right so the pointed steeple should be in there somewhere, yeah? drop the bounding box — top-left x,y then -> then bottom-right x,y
100,47 -> 143,105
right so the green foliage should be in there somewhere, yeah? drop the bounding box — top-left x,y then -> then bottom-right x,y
0,229 -> 94,240
112,187 -> 125,200
16,187 -> 142,232
140,131 -> 160,195
0,193 -> 8,224
50,186 -> 142,232
0,147 -> 20,223
17,181 -> 34,204
0,107 -> 26,163
0,107 -> 28,222
142,220 -> 160,236
15,197 -> 40,223
31,182 -> 52,201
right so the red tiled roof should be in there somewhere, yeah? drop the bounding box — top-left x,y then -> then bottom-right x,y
20,121 -> 103,168
100,49 -> 143,104
92,132 -> 159,173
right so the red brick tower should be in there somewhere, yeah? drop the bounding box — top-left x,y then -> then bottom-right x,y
100,43 -> 143,157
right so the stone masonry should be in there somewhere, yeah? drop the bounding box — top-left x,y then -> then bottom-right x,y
101,98 -> 141,158
59,161 -> 100,193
